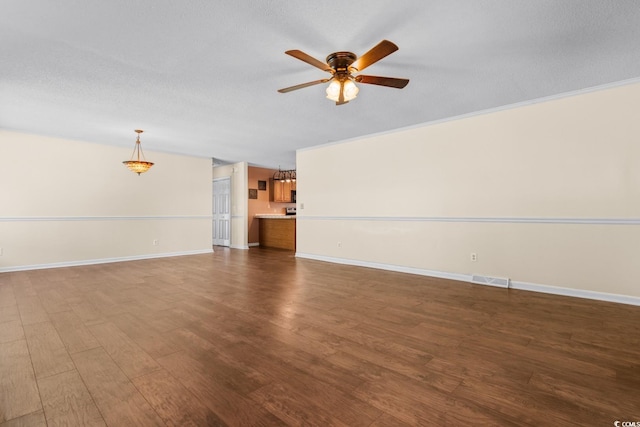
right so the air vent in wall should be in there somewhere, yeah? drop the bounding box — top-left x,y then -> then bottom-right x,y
471,275 -> 511,288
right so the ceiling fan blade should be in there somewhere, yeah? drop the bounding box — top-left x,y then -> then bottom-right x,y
350,40 -> 399,72
278,79 -> 330,93
355,75 -> 409,89
285,50 -> 333,73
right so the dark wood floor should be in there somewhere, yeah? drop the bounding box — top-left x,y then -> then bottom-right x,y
1,247 -> 639,426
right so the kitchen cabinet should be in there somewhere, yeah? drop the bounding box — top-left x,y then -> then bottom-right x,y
257,216 -> 296,250
269,178 -> 296,203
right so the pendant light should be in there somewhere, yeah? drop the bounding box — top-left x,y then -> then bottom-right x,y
123,129 -> 154,175
273,168 -> 296,183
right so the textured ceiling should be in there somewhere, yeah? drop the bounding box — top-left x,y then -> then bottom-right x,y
2,1 -> 640,169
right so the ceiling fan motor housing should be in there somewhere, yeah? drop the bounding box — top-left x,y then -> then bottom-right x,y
326,51 -> 357,74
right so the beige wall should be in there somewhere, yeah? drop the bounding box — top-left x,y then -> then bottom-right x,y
296,81 -> 640,302
213,162 -> 248,249
0,130 -> 213,270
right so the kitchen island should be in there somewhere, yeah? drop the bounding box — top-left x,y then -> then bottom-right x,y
255,215 -> 296,250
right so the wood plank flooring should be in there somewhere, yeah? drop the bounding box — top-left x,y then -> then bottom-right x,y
1,247 -> 639,426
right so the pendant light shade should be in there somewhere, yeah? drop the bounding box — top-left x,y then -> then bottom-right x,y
123,129 -> 154,175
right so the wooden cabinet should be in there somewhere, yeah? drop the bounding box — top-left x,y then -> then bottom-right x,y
269,179 -> 296,203
258,218 -> 296,250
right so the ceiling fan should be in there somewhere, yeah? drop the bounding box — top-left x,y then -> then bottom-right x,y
278,40 -> 409,105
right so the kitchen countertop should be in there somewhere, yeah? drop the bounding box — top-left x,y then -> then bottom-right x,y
254,214 -> 296,219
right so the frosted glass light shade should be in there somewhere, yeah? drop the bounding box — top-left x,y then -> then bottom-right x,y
326,78 -> 359,102
326,80 -> 341,101
342,79 -> 359,101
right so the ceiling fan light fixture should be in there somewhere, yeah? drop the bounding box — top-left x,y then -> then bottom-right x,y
279,40 -> 408,105
326,78 -> 359,102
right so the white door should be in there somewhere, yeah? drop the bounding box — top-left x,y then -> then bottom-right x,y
213,177 -> 231,246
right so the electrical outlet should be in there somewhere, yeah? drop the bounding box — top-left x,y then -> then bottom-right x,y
153,239 -> 159,246
470,253 -> 477,262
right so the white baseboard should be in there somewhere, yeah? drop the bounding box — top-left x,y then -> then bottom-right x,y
248,243 -> 260,247
295,252 -> 640,307
509,280 -> 640,307
230,245 -> 250,250
295,253 -> 470,283
0,249 -> 214,273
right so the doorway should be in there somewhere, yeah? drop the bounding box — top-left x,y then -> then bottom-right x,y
213,177 -> 231,246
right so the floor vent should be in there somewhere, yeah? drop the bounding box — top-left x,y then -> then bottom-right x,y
471,274 -> 511,288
